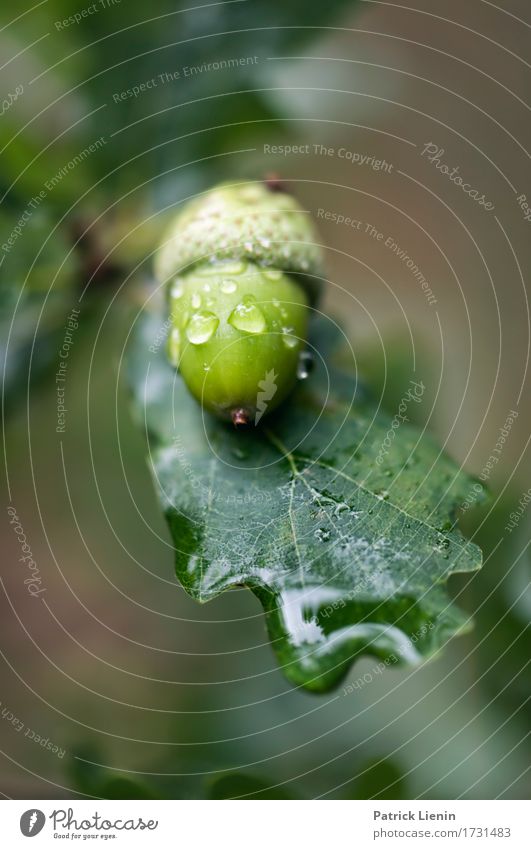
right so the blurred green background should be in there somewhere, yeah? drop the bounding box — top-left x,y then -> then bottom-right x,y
1,0 -> 530,799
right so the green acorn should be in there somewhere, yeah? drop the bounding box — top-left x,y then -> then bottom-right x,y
155,179 -> 324,424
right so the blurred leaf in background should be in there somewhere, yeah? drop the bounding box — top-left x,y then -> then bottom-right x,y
348,757 -> 408,800
0,0 -> 358,208
1,0 -> 358,412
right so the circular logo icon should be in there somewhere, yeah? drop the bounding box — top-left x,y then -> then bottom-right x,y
20,810 -> 45,837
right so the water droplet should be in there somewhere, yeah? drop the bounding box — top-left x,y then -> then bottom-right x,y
297,351 -> 314,380
315,527 -> 331,542
220,278 -> 237,294
191,292 -> 202,309
282,327 -> 298,348
228,297 -> 266,334
263,268 -> 282,281
170,280 -> 184,299
167,326 -> 181,367
185,311 -> 219,345
433,534 -> 450,552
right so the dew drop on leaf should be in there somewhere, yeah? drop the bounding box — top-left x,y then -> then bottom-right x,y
433,534 -> 450,553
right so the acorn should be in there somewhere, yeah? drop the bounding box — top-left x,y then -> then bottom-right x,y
154,180 -> 324,425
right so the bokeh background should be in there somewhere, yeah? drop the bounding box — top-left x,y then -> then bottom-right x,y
1,0 -> 530,799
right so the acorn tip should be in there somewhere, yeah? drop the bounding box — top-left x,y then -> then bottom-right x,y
231,408 -> 250,427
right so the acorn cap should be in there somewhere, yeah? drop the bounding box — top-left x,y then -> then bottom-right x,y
155,180 -> 324,305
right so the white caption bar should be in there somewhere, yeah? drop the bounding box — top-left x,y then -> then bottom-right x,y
0,799 -> 527,847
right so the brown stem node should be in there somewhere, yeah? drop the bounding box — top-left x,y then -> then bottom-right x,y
231,408 -> 250,427
264,172 -> 289,193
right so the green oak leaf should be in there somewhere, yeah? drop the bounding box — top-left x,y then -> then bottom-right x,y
128,300 -> 485,693
207,773 -> 295,800
0,212 -> 79,410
